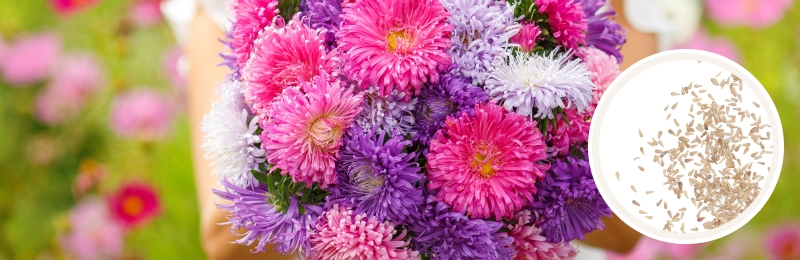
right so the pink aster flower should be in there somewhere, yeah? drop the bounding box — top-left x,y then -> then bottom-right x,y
1,32 -> 61,87
110,89 -> 175,141
577,46 -> 620,105
260,74 -> 362,188
536,0 -> 588,49
507,210 -> 577,260
310,204 -> 419,260
242,15 -> 339,117
51,0 -> 100,16
764,221 -> 800,260
426,102 -> 548,220
674,29 -> 741,63
337,0 -> 453,98
547,108 -> 591,156
228,0 -> 279,70
60,198 -> 124,260
705,0 -> 794,28
35,53 -> 104,124
107,182 -> 161,229
510,22 -> 542,52
129,0 -> 163,27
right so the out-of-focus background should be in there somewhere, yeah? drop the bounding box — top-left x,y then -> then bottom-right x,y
0,0 -> 798,259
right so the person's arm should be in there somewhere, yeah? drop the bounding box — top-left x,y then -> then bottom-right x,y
186,9 -> 296,260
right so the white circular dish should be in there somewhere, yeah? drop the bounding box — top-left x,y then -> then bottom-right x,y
588,50 -> 783,244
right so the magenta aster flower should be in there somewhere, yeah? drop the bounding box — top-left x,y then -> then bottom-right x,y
337,0 -> 453,98
227,0 -> 279,70
547,108 -> 591,156
510,22 -> 542,52
536,0 -> 587,49
242,15 -> 339,117
577,46 -> 620,105
764,221 -> 800,260
426,102 -> 548,220
310,204 -> 419,260
506,210 -> 577,260
260,74 -> 362,188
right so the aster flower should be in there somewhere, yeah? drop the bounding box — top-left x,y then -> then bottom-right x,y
337,0 -> 452,98
506,210 -> 578,260
510,22 -> 542,52
227,0 -> 279,70
764,221 -> 800,260
579,0 -> 625,63
214,180 -> 322,255
260,74 -> 362,188
110,89 -> 175,141
107,182 -> 160,229
485,49 -> 593,119
577,46 -> 620,105
328,125 -> 424,224
532,152 -> 611,243
299,0 -> 343,50
426,102 -> 548,220
242,15 -> 339,117
355,86 -> 417,136
311,204 -> 419,260
536,0 -> 587,50
1,32 -> 61,87
546,108 -> 591,156
442,0 -> 519,85
412,70 -> 488,146
51,0 -> 99,16
202,80 -> 265,188
409,198 -> 514,260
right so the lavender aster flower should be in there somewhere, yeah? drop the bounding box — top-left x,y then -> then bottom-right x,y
299,0 -> 343,51
328,125 -> 424,224
578,0 -> 626,63
442,0 -> 519,85
485,49 -> 593,119
355,86 -> 416,136
213,180 -> 322,256
412,71 -> 488,146
409,197 -> 514,260
532,152 -> 612,243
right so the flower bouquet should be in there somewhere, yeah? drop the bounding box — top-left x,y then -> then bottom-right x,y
202,0 -> 625,258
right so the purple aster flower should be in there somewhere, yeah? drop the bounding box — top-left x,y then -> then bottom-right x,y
412,70 -> 489,146
409,197 -> 514,260
355,86 -> 417,136
442,0 -> 519,85
213,180 -> 322,256
578,0 -> 626,63
299,0 -> 343,51
328,125 -> 424,225
532,151 -> 612,243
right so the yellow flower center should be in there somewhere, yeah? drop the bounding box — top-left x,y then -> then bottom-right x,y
387,30 -> 409,51
122,196 -> 145,216
473,150 -> 497,177
308,117 -> 345,149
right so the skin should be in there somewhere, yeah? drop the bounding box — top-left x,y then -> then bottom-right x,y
187,0 -> 656,258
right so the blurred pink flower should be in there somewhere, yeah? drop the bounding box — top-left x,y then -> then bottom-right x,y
675,29 -> 742,63
35,53 -> 104,124
1,32 -> 61,86
51,0 -> 100,15
0,38 -> 7,66
61,198 -> 124,260
108,182 -> 161,229
764,221 -> 800,260
662,242 -> 707,259
704,0 -> 794,28
110,89 -> 175,141
130,0 -> 163,27
606,236 -> 663,260
73,159 -> 108,197
163,47 -> 187,107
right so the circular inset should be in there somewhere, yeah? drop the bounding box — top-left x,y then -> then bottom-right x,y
589,50 -> 783,244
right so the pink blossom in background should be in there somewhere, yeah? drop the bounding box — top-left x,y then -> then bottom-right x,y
606,236 -> 663,260
35,53 -> 104,124
163,47 -> 187,109
110,89 -> 175,141
704,0 -> 794,28
73,159 -> 108,197
674,29 -> 742,63
661,242 -> 706,259
130,0 -> 163,27
764,221 -> 800,260
1,32 -> 61,86
0,38 -> 7,66
51,0 -> 100,15
107,182 -> 161,229
61,198 -> 124,260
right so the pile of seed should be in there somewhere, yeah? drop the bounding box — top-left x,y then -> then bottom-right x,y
622,71 -> 771,232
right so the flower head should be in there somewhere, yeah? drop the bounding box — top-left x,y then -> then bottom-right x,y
443,0 -> 518,84
536,0 -> 587,49
260,74 -> 362,188
1,32 -> 60,87
409,198 -> 514,260
705,0 -> 794,28
51,0 -> 99,15
674,29 -> 741,63
547,108 -> 591,156
579,0 -> 625,63
242,15 -> 339,117
577,46 -> 620,105
202,80 -> 266,188
329,125 -> 424,224
110,89 -> 175,141
337,0 -> 452,98
227,0 -> 279,70
35,53 -> 104,124
511,22 -> 542,52
355,86 -> 417,136
532,152 -> 611,243
426,102 -> 548,220
485,50 -> 593,119
764,221 -> 800,260
412,70 -> 488,146
506,210 -> 578,260
299,0 -> 344,50
129,0 -> 163,27
310,204 -> 419,260
107,182 -> 160,229
61,198 -> 124,260
214,180 -> 322,255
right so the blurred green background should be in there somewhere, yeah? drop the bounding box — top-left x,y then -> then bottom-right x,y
0,0 -> 798,259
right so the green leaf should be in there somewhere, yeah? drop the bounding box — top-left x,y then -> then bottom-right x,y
251,169 -> 269,184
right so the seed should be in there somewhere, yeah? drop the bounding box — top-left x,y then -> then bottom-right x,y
657,199 -> 662,207
753,102 -> 760,108
639,128 -> 643,138
631,185 -> 637,193
632,200 -> 640,206
691,227 -> 699,231
639,210 -> 647,214
638,166 -> 645,172
646,191 -> 654,195
616,172 -> 620,181
646,216 -> 653,219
